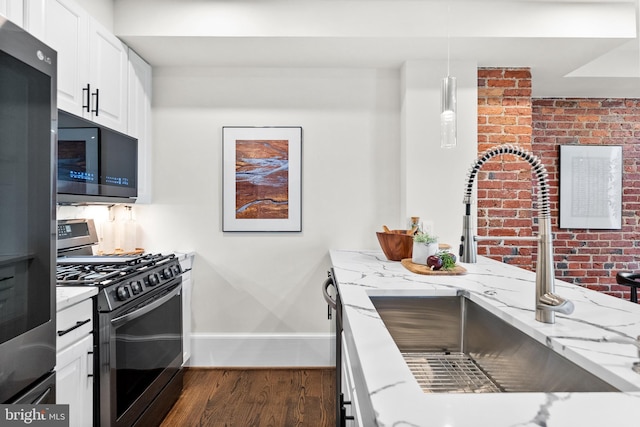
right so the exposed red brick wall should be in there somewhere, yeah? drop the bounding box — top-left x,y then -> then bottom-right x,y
533,98 -> 640,299
476,68 -> 537,271
477,67 -> 640,300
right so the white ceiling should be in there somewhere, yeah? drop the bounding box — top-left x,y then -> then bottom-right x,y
114,0 -> 640,98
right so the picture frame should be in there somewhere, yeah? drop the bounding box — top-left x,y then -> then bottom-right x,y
222,126 -> 302,232
559,144 -> 622,229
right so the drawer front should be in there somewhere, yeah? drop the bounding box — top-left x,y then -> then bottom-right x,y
57,298 -> 93,351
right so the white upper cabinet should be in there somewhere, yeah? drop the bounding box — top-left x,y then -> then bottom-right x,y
0,0 -> 24,27
88,19 -> 128,132
26,0 -> 128,133
128,48 -> 153,203
27,0 -> 88,115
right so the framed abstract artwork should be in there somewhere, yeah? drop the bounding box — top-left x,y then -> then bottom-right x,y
222,126 -> 302,232
559,144 -> 622,229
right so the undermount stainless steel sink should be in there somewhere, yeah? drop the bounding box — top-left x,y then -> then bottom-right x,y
371,294 -> 619,393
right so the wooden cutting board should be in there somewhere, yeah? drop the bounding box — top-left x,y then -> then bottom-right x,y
401,258 -> 467,275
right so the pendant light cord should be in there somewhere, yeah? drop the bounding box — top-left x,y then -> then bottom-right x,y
446,0 -> 451,77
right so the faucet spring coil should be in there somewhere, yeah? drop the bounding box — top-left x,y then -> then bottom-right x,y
463,144 -> 551,217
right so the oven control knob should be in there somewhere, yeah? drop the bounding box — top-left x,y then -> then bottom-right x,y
161,267 -> 173,279
130,280 -> 143,294
116,286 -> 131,301
171,265 -> 181,276
148,273 -> 160,286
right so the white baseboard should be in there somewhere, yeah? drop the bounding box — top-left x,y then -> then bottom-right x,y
187,333 -> 335,368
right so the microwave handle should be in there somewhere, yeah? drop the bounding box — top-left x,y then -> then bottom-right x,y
111,283 -> 181,327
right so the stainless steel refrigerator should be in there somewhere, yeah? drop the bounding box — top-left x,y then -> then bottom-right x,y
0,17 -> 57,404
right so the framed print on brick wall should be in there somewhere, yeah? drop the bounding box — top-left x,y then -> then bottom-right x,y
559,144 -> 622,229
222,126 -> 302,232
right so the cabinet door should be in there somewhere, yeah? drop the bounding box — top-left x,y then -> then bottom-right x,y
88,18 -> 128,132
56,334 -> 93,427
128,48 -> 153,203
341,334 -> 364,427
25,0 -> 88,115
57,299 -> 93,351
26,0 -> 128,131
0,0 -> 24,27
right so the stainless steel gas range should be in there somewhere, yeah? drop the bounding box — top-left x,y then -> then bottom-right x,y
57,219 -> 184,427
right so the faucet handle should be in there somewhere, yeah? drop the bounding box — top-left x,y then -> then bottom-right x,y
538,293 -> 575,315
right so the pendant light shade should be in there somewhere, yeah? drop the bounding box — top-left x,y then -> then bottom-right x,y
440,75 -> 457,148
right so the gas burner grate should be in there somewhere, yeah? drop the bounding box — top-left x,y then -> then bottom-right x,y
56,253 -> 178,287
401,352 -> 503,393
56,263 -> 125,281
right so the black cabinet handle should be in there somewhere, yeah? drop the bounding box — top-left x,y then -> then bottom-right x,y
57,319 -> 91,337
87,350 -> 94,378
91,88 -> 99,116
82,84 -> 91,112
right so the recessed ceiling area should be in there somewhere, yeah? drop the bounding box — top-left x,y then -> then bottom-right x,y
113,0 -> 640,98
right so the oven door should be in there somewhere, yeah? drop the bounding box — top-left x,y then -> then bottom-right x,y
98,280 -> 183,427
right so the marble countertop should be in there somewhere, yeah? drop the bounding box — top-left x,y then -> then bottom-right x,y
330,249 -> 640,427
56,286 -> 97,312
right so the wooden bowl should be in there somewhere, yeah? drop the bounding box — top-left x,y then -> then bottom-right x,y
376,231 -> 414,261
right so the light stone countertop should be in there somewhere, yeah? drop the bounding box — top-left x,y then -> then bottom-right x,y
330,249 -> 640,427
56,286 -> 97,312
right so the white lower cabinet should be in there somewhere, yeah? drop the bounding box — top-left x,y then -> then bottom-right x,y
56,298 -> 93,427
341,334 -> 363,427
57,334 -> 93,426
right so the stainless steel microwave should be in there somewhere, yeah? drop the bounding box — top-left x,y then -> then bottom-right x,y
57,111 -> 138,204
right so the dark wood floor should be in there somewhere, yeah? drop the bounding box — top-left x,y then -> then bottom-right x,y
160,368 -> 335,427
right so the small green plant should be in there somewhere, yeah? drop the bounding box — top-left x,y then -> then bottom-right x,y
413,232 -> 437,244
439,252 -> 456,270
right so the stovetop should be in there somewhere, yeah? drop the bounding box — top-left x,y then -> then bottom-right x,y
56,253 -> 183,312
57,253 -> 167,283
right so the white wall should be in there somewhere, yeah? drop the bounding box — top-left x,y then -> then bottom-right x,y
132,66 -> 401,365
130,61 -> 481,366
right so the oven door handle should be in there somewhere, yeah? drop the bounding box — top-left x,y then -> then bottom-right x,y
111,283 -> 182,327
322,273 -> 337,310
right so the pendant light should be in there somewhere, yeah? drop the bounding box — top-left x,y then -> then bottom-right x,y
440,0 -> 457,149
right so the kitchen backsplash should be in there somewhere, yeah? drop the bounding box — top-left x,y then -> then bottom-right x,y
57,204 -> 139,254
